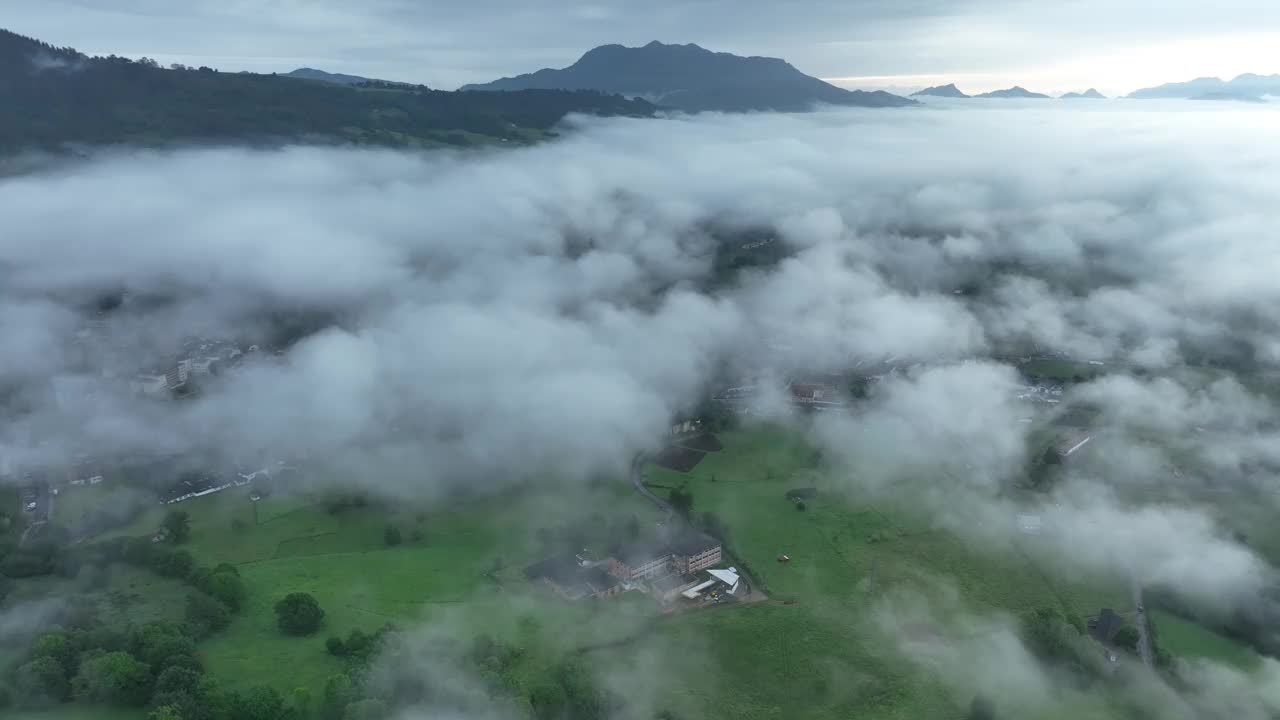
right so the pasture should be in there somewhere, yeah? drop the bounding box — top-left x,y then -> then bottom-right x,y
1150,610 -> 1261,672
635,424 -> 1130,720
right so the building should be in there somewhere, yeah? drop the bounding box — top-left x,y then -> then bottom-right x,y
1088,608 -> 1124,643
611,542 -> 672,581
132,373 -> 169,397
524,555 -> 623,601
669,532 -> 722,574
609,531 -> 723,581
650,573 -> 701,602
166,361 -> 191,392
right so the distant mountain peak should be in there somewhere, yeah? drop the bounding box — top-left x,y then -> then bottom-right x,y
460,41 -> 915,113
912,83 -> 969,98
974,85 -> 1051,99
1061,88 -> 1106,99
1129,73 -> 1280,99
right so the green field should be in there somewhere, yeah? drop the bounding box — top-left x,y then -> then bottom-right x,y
623,426 -> 1128,719
8,426 -> 1134,719
77,480 -> 670,698
1150,611 -> 1261,671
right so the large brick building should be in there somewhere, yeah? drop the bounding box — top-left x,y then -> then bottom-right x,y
609,531 -> 722,581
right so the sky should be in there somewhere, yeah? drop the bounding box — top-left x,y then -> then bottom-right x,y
2,0 -> 1279,96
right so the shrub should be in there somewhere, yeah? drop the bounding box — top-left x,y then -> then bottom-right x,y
384,525 -> 402,546
326,636 -> 347,656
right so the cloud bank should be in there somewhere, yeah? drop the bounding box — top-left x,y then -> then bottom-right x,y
3,103 -> 1280,625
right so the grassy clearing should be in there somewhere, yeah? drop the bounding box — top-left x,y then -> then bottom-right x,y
1150,610 -> 1261,671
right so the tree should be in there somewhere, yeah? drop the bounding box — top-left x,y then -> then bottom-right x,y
163,511 -> 191,544
184,592 -> 231,638
72,650 -> 153,706
195,566 -> 246,612
1114,625 -> 1141,652
150,706 -> 184,720
14,656 -> 71,707
326,636 -> 347,656
275,592 -> 325,635
30,630 -> 76,676
293,687 -> 313,719
154,666 -> 202,696
383,525 -> 402,546
129,622 -> 196,668
969,694 -> 997,720
344,699 -> 389,720
226,685 -> 292,720
669,487 -> 693,519
795,501 -> 807,511
181,591 -> 229,635
321,674 -> 356,720
529,683 -> 568,720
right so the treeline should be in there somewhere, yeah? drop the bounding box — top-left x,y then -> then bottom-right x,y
0,28 -> 656,151
2,567 -> 248,717
312,627 -> 684,720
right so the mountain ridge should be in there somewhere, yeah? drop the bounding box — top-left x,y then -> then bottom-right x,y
0,28 -> 656,152
974,86 -> 1051,99
911,83 -> 970,98
284,67 -> 419,88
462,41 -> 915,112
1128,73 -> 1280,99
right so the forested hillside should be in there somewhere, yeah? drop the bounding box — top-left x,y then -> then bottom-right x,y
0,29 -> 655,151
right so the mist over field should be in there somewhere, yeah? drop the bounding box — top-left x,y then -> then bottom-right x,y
4,102 -> 1280,716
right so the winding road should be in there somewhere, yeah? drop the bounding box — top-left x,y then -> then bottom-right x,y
630,455 -> 673,520
1132,577 -> 1154,668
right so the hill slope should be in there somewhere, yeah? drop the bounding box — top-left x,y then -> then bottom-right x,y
461,41 -> 915,112
1128,73 -> 1280,99
0,29 -> 655,152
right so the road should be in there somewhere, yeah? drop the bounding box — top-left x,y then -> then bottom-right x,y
1131,577 -> 1154,668
630,455 -> 673,520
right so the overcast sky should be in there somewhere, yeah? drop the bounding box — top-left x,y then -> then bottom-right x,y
3,1 -> 1279,95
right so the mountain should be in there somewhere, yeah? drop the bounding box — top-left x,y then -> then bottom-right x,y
1060,88 -> 1106,99
1128,73 -> 1280,99
973,86 -> 1051,99
461,41 -> 915,112
0,29 -> 655,152
284,67 -> 417,88
911,83 -> 969,98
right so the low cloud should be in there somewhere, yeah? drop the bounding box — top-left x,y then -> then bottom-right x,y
3,105 -> 1280,651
